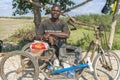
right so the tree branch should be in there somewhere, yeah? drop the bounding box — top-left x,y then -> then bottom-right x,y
23,0 -> 42,7
64,0 -> 93,13
23,0 -> 50,11
108,0 -> 120,49
23,0 -> 92,13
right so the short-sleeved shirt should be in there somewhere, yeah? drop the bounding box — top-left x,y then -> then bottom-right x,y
38,19 -> 70,47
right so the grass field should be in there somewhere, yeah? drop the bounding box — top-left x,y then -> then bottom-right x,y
0,17 -> 120,50
0,18 -> 34,40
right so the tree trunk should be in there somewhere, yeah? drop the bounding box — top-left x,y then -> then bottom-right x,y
32,0 -> 41,34
108,0 -> 120,49
108,19 -> 117,49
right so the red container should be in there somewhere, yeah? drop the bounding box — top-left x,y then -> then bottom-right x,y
31,42 -> 46,50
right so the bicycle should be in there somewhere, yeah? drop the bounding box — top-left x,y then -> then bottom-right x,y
63,13 -> 120,79
0,44 -> 91,80
80,24 -> 120,80
0,51 -> 39,80
0,17 -> 120,80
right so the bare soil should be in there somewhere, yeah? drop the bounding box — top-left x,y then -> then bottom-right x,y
0,50 -> 120,80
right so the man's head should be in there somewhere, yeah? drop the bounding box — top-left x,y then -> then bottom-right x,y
50,4 -> 61,19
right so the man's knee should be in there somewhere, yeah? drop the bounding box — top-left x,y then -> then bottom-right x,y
59,44 -> 82,64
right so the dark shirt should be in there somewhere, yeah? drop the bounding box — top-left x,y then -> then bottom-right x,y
38,19 -> 70,47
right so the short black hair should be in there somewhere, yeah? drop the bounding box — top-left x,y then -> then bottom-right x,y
51,4 -> 61,11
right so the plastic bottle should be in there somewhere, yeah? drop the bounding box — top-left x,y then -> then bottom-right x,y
53,58 -> 60,70
62,61 -> 70,77
62,61 -> 70,68
87,56 -> 94,72
47,65 -> 53,70
67,70 -> 75,79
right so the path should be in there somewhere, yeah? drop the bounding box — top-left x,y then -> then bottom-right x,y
0,50 -> 120,80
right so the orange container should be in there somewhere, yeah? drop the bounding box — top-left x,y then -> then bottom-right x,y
30,41 -> 48,50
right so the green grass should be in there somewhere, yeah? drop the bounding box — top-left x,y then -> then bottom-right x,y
1,15 -> 120,52
112,34 -> 120,50
68,28 -> 93,44
68,26 -> 120,50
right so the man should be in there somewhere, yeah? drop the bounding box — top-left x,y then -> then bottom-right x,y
36,4 -> 70,57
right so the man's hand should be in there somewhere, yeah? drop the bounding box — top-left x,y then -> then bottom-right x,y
43,33 -> 51,40
48,36 -> 56,45
43,33 -> 56,45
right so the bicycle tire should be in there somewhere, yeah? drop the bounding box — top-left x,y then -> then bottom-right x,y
75,68 -> 85,80
22,42 -> 54,70
21,42 -> 32,52
0,51 -> 39,80
93,51 -> 120,80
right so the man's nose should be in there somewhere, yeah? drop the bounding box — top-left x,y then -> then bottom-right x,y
54,11 -> 59,14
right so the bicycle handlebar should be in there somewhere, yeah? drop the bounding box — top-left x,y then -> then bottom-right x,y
62,13 -> 105,38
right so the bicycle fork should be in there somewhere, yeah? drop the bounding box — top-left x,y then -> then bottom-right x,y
99,51 -> 113,71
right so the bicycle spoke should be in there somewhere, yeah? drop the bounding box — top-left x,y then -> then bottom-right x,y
0,51 -> 39,80
3,55 -> 27,80
93,51 -> 120,80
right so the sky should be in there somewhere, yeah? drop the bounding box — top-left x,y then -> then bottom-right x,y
0,0 -> 106,17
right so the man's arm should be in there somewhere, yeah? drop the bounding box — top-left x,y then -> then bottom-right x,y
47,20 -> 70,38
46,32 -> 70,38
36,32 -> 69,40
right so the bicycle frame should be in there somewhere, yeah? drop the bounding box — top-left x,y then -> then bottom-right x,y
51,63 -> 89,74
97,47 -> 113,71
80,25 -> 99,59
81,25 -> 114,72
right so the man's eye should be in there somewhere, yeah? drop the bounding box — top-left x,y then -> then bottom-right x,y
52,10 -> 60,12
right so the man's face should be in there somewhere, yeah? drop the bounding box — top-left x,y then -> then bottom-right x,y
51,6 -> 61,19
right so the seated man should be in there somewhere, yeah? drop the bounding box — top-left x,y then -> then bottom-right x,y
36,4 -> 70,58
36,4 -> 82,66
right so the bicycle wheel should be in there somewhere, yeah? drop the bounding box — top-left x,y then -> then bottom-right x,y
21,42 -> 32,52
22,42 -> 54,70
0,51 -> 39,80
93,51 -> 120,80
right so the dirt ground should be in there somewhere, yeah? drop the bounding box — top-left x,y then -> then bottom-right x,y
0,50 -> 120,80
